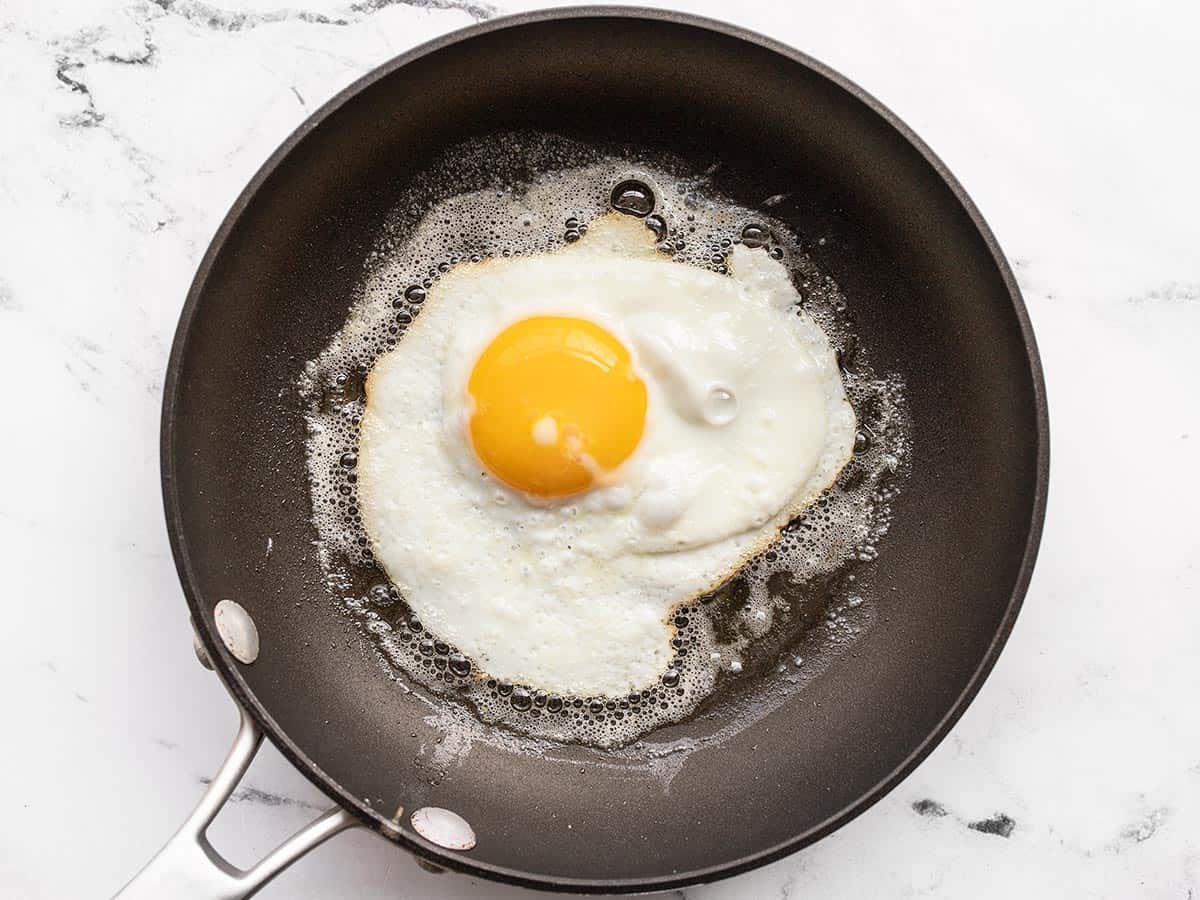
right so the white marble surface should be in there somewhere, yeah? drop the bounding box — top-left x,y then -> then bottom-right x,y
1,0 -> 1198,896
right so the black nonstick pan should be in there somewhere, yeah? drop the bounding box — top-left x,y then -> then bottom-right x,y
124,7 -> 1048,897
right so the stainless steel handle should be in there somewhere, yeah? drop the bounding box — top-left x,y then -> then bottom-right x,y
114,704 -> 357,899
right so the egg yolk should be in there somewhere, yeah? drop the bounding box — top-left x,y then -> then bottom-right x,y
467,316 -> 647,498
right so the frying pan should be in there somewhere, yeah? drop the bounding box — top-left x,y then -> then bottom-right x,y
121,7 -> 1048,897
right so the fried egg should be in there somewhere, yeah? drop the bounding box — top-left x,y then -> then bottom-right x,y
357,213 -> 855,698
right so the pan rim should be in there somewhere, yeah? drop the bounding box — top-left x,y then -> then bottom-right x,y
161,6 -> 1050,893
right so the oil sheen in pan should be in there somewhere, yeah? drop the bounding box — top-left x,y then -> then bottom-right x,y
299,133 -> 910,749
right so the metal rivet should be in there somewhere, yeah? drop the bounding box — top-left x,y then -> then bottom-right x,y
214,600 -> 259,664
410,807 -> 476,850
378,803 -> 404,841
192,629 -> 213,670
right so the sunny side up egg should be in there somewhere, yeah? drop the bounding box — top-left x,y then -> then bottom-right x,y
357,213 -> 855,698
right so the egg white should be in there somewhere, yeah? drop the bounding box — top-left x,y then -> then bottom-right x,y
357,214 -> 855,697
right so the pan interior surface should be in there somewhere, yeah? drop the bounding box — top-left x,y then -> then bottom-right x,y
303,141 -> 912,749
164,10 -> 1046,893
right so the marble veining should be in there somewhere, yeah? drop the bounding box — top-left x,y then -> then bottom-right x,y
197,776 -> 327,811
149,0 -> 497,30
0,0 -> 1197,898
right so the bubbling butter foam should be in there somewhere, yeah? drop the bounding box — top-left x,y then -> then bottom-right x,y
300,133 -> 910,748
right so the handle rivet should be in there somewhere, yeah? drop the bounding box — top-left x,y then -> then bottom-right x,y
214,600 -> 260,664
411,807 -> 476,851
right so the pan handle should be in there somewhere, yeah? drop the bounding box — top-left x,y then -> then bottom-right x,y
114,704 -> 358,900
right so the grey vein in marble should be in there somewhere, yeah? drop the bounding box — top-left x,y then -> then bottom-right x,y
0,277 -> 18,311
44,12 -> 184,237
967,813 -> 1016,839
198,777 -> 326,811
150,0 -> 495,29
912,797 -> 1017,839
912,798 -> 950,818
54,57 -> 104,128
39,660 -> 91,705
1134,281 -> 1200,305
1113,808 -> 1170,850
